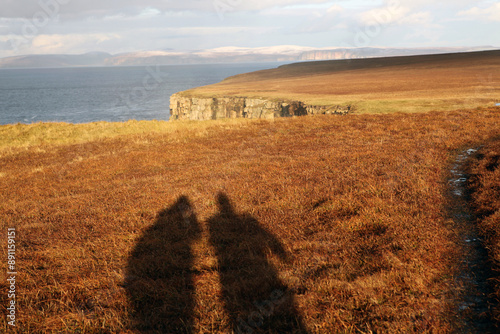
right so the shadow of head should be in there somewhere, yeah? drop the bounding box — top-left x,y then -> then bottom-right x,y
216,192 -> 234,216
157,195 -> 196,228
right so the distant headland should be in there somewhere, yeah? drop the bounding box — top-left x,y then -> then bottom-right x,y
170,49 -> 500,120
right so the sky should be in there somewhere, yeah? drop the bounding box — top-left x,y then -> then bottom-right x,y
0,0 -> 499,58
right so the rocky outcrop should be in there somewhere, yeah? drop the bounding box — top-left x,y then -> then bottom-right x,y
169,94 -> 352,121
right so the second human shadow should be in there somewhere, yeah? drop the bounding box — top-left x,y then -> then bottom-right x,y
208,193 -> 309,333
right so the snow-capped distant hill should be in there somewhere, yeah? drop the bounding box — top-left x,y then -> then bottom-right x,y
0,46 -> 496,68
0,52 -> 113,69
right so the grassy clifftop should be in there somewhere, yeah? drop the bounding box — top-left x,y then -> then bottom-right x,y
181,50 -> 500,113
0,119 -> 253,156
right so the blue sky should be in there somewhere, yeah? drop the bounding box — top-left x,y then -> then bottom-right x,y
0,0 -> 499,57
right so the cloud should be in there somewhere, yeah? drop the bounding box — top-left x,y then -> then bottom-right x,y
0,0 -> 498,58
458,3 -> 500,22
0,0 -> 335,20
358,3 -> 435,27
356,2 -> 440,36
326,4 -> 343,15
292,4 -> 345,33
31,33 -> 121,54
1,24 -> 278,56
153,26 -> 276,38
396,0 -> 483,9
359,5 -> 409,26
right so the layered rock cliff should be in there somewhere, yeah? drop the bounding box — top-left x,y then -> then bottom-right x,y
169,93 -> 352,121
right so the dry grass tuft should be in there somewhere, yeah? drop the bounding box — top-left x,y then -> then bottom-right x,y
1,107 -> 500,333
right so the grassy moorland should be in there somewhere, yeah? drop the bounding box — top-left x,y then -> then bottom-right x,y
0,119 -> 249,155
1,107 -> 500,333
181,50 -> 500,114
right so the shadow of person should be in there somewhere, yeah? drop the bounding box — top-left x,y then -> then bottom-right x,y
125,196 -> 201,333
208,193 -> 309,333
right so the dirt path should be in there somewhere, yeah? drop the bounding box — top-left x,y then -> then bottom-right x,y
449,148 -> 496,333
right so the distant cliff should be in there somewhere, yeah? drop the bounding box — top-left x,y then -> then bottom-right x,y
169,94 -> 352,121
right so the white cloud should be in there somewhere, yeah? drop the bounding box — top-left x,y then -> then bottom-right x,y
359,4 -> 411,26
159,26 -> 276,37
399,11 -> 433,25
0,0 -> 335,19
396,0 -> 483,9
0,24 -> 278,56
260,3 -> 341,18
291,4 -> 345,33
31,33 -> 121,54
0,0 -> 499,58
326,4 -> 343,15
358,3 -> 437,29
458,3 -> 500,22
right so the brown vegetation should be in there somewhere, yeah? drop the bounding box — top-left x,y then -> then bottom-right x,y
183,50 -> 500,113
467,138 -> 500,322
1,107 -> 500,332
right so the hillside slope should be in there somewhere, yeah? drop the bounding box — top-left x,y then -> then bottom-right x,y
173,50 -> 500,116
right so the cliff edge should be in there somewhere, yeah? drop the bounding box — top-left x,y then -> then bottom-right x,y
169,94 -> 351,121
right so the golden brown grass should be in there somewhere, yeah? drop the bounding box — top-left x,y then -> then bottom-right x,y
0,107 -> 500,332
181,50 -> 500,114
0,119 -> 256,157
467,138 -> 500,322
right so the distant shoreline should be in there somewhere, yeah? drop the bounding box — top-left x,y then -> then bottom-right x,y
1,46 -> 497,69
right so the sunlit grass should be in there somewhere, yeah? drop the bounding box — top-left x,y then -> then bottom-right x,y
0,118 -> 254,156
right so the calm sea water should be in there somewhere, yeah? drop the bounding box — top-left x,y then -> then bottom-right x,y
0,62 -> 287,125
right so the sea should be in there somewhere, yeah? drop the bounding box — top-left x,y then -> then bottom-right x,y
0,62 -> 288,125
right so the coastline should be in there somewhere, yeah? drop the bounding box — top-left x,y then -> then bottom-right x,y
169,50 -> 500,119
